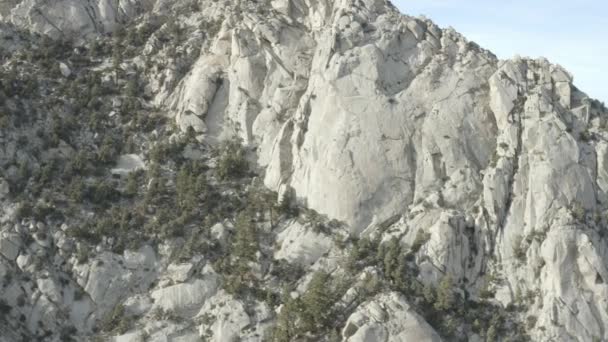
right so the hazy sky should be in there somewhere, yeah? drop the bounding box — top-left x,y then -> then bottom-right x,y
394,0 -> 608,103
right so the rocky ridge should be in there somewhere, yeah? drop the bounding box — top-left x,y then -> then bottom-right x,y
1,0 -> 608,341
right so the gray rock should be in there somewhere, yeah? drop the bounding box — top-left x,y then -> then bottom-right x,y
274,220 -> 332,266
74,251 -> 157,314
3,0 -> 154,41
151,265 -> 218,313
111,154 -> 147,176
113,331 -> 145,342
1,0 -> 607,340
343,292 -> 442,341
210,222 -> 229,246
0,233 -> 20,260
16,253 -> 33,272
59,62 -> 71,77
197,291 -> 251,342
166,262 -> 194,283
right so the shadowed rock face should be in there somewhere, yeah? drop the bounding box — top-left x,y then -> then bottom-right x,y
2,0 -> 608,341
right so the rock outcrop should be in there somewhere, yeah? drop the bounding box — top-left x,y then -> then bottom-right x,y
342,292 -> 442,342
1,0 -> 608,341
1,0 -> 153,41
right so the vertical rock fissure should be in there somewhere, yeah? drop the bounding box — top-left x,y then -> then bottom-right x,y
497,96 -> 526,236
83,1 -> 101,34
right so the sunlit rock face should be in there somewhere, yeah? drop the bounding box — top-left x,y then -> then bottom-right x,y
2,0 -> 608,341
1,0 -> 154,41
169,2 -> 608,337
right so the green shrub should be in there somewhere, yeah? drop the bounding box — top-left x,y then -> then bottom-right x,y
232,211 -> 259,269
175,162 -> 207,211
299,271 -> 334,331
99,303 -> 132,334
97,136 -> 119,164
434,275 -> 455,312
216,137 -> 248,180
86,180 -> 119,205
69,150 -> 92,175
346,237 -> 378,273
149,139 -> 184,163
68,177 -> 86,202
124,171 -> 141,197
377,237 -> 412,291
271,271 -> 343,341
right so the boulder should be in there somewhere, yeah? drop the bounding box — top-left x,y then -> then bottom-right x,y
151,266 -> 218,313
197,291 -> 251,342
111,154 -> 147,176
275,221 -> 332,266
166,262 -> 194,283
342,292 -> 442,342
74,251 -> 156,314
0,233 -> 21,260
114,331 -> 145,342
59,62 -> 71,77
210,222 -> 229,246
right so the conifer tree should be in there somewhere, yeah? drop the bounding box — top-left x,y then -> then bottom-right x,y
434,275 -> 455,312
301,271 -> 333,331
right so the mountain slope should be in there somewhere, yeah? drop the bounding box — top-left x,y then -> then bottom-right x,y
1,0 -> 608,341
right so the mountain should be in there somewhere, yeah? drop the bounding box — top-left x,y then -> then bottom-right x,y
1,0 -> 608,341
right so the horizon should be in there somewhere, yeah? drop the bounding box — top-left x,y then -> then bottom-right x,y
395,0 -> 608,104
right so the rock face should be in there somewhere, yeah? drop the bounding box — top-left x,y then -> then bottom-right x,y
150,269 -> 218,313
162,2 -> 608,339
1,0 -> 153,41
274,220 -> 332,266
2,0 -> 608,341
155,0 -> 501,235
342,292 -> 442,342
196,291 -> 252,342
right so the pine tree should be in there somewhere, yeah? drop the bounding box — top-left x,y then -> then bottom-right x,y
175,165 -> 195,211
423,283 -> 435,304
71,150 -> 90,174
233,210 -> 258,278
382,237 -> 400,284
68,177 -> 85,202
97,136 -> 117,164
393,250 -> 409,291
217,137 -> 248,180
301,271 -> 333,331
125,172 -> 138,197
272,296 -> 301,341
434,275 -> 455,312
486,314 -> 501,342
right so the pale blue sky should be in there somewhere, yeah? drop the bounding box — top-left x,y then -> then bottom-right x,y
395,0 -> 607,103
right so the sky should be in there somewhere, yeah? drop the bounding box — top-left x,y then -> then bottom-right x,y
394,0 -> 608,103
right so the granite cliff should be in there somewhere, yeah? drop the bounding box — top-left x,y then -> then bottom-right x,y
1,0 -> 607,341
